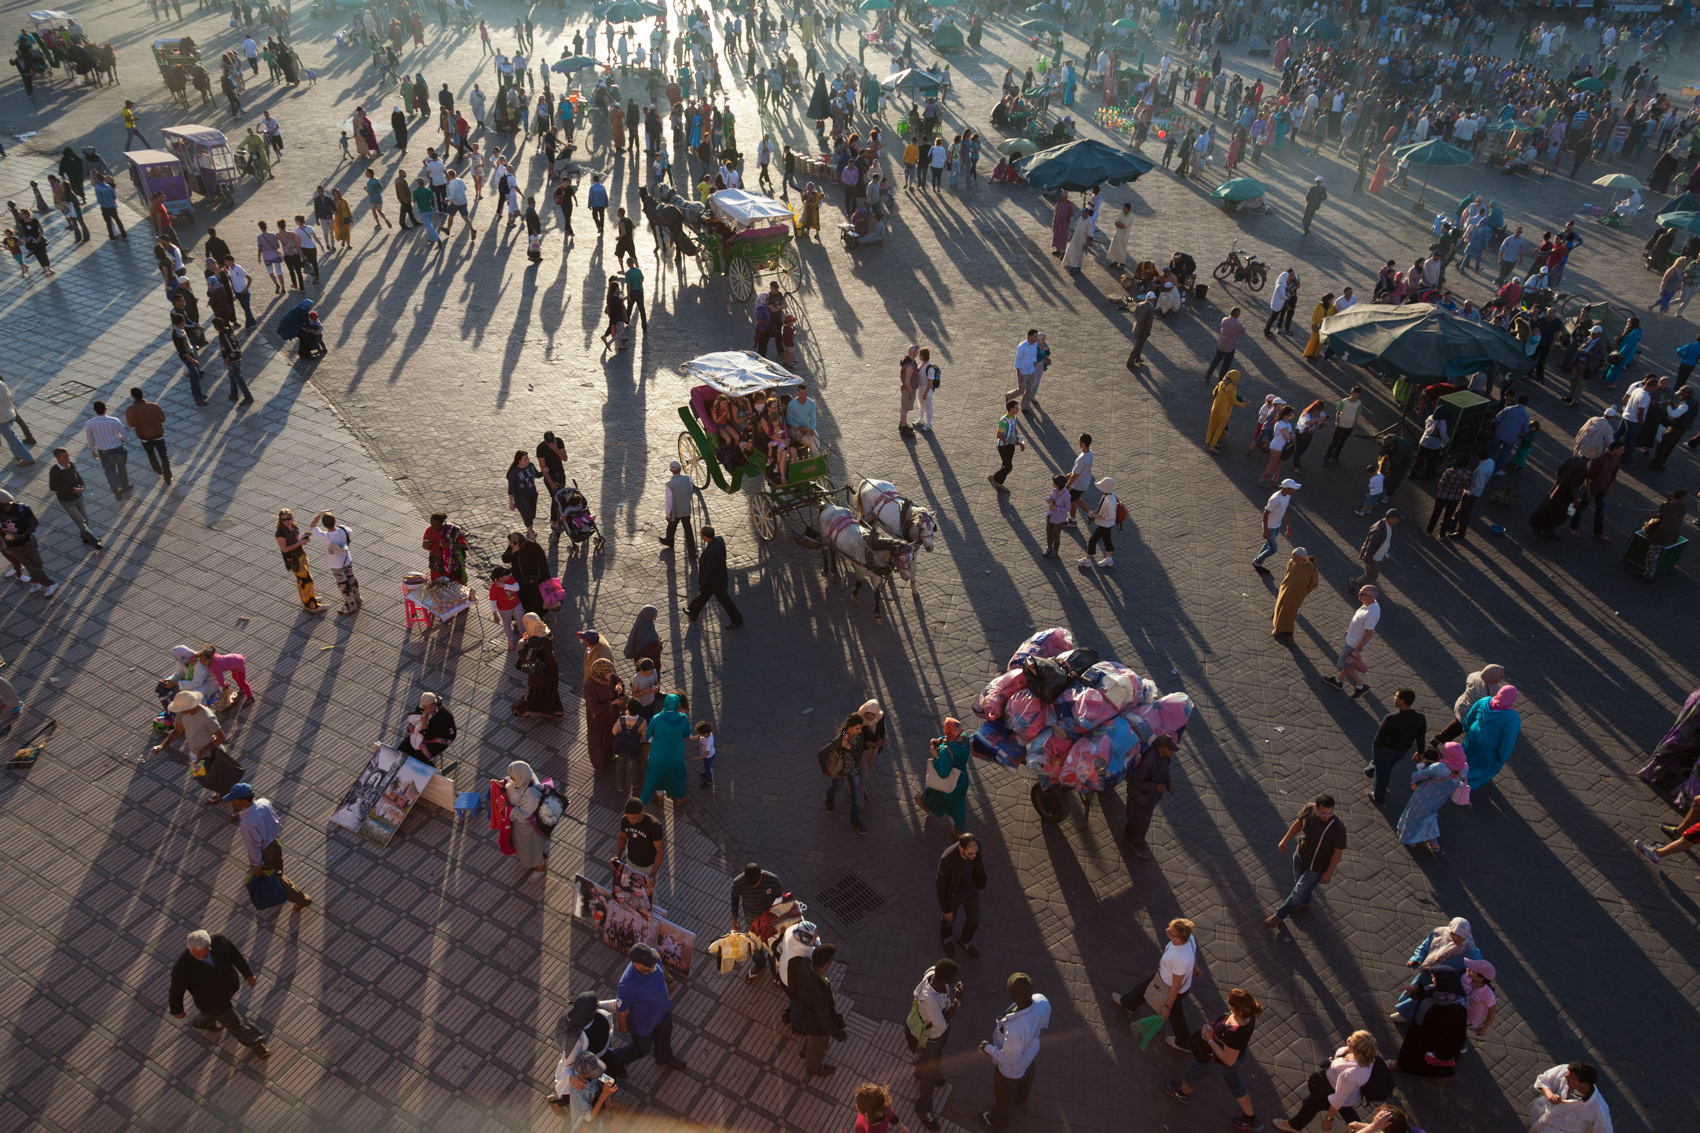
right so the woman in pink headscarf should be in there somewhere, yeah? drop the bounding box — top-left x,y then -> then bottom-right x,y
1397,742 -> 1469,853
1462,686 -> 1521,789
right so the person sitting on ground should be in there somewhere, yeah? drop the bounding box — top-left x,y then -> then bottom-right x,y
395,690 -> 456,764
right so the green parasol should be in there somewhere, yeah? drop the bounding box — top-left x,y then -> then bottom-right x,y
997,137 -> 1041,157
1211,177 -> 1268,202
1019,18 -> 1062,34
858,0 -> 895,8
1652,209 -> 1700,235
1393,139 -> 1473,210
1571,76 -> 1607,92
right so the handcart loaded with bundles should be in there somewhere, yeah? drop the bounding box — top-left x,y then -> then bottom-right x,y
969,627 -> 1194,823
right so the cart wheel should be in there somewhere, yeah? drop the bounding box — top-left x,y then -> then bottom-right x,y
218,186 -> 235,208
749,493 -> 778,541
678,432 -> 708,490
1031,783 -> 1066,824
696,247 -> 715,281
778,245 -> 801,294
728,256 -> 756,302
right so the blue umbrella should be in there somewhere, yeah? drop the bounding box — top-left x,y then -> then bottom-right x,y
1393,139 -> 1473,209
1013,138 -> 1155,191
551,55 -> 601,73
1300,18 -> 1342,40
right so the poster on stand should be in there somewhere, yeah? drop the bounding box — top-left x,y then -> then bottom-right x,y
569,862 -> 694,975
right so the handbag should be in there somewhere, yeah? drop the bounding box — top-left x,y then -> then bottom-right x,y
1345,649 -> 1368,674
1142,973 -> 1171,1014
1449,776 -> 1471,806
246,870 -> 288,910
923,748 -> 960,794
905,998 -> 928,1051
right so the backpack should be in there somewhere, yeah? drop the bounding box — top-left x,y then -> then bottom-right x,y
1115,502 -> 1129,529
1360,1055 -> 1395,1103
613,718 -> 642,757
817,738 -> 847,778
926,363 -> 941,390
533,778 -> 566,836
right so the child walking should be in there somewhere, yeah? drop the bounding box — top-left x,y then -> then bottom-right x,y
1356,456 -> 1388,516
1043,473 -> 1070,559
694,720 -> 716,786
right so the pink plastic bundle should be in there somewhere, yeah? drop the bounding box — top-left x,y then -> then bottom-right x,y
1004,691 -> 1054,743
1058,686 -> 1118,731
1057,730 -> 1113,791
1007,627 -> 1076,671
973,668 -> 1028,721
1133,692 -> 1194,739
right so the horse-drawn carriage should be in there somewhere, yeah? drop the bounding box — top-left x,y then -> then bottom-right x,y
690,189 -> 802,302
673,351 -> 937,625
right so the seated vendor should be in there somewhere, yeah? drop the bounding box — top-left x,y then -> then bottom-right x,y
1169,251 -> 1197,286
785,382 -> 820,455
397,690 -> 456,765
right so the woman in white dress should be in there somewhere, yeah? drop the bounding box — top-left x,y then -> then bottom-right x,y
1063,194 -> 1094,271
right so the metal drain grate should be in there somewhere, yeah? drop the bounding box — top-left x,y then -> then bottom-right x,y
814,873 -> 886,929
41,381 -> 100,407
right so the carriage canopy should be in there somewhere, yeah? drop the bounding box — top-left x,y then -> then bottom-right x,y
678,351 -> 804,398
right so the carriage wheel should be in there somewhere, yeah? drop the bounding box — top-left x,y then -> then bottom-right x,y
728,256 -> 756,302
1031,783 -> 1067,824
749,493 -> 778,541
696,247 -> 715,281
678,432 -> 709,490
218,185 -> 235,208
777,246 -> 802,295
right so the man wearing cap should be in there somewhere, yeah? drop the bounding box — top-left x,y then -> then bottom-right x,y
227,784 -> 312,909
1566,325 -> 1606,404
604,943 -> 687,1076
978,973 -> 1050,1129
1301,176 -> 1328,236
1252,479 -> 1300,572
1125,292 -> 1156,369
659,459 -> 697,559
168,928 -> 268,1057
556,1051 -> 618,1123
1325,585 -> 1380,698
1347,509 -> 1400,591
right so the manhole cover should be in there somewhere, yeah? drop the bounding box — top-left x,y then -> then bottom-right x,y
41,380 -> 99,407
813,873 -> 885,929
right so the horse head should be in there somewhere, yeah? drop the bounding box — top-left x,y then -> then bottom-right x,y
909,508 -> 936,551
892,540 -> 918,581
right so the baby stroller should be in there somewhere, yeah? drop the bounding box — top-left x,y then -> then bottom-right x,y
555,479 -> 605,554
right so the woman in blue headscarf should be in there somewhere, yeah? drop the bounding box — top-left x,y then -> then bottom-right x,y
639,693 -> 691,803
1463,687 -> 1521,789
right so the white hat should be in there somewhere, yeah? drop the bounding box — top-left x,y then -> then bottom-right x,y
1605,406 -> 1619,416
1279,478 -> 1301,490
1145,291 -> 1156,300
169,690 -> 204,713
1095,476 -> 1115,493
669,460 -> 682,472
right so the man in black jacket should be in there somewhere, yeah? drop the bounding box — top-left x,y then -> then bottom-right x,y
936,833 -> 987,958
685,524 -> 743,627
1301,176 -> 1328,236
1366,688 -> 1427,807
168,929 -> 268,1056
787,942 -> 845,1076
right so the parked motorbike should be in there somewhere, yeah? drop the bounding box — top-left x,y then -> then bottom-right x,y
1212,241 -> 1268,289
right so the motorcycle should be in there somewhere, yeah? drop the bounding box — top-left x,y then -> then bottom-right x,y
1212,241 -> 1268,290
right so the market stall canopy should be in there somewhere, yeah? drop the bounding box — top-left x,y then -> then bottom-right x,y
1014,138 -> 1155,190
1110,17 -> 1137,28
857,0 -> 894,9
27,9 -> 73,21
1300,17 -> 1342,39
1571,76 -> 1607,92
593,0 -> 665,19
1652,209 -> 1700,234
1394,139 -> 1474,166
1025,3 -> 1059,12
926,0 -> 957,7
1658,190 -> 1700,217
551,54 -> 601,72
708,189 -> 795,226
881,67 -> 947,93
1019,18 -> 1061,34
1320,303 -> 1535,380
934,23 -> 964,47
679,351 -> 805,396
997,137 -> 1041,158
1211,176 -> 1268,202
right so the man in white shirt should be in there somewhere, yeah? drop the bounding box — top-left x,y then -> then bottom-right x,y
242,36 -> 259,74
928,139 -> 948,190
1008,330 -> 1040,414
442,171 -> 474,238
1326,584 -> 1381,696
756,133 -> 776,191
310,510 -> 361,614
1528,1061 -> 1612,1133
424,153 -> 448,209
1450,450 -> 1494,539
1252,479 -> 1300,571
223,256 -> 257,328
718,162 -> 740,189
83,401 -> 131,498
980,974 -> 1050,1130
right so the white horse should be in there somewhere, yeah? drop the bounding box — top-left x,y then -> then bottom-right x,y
821,505 -> 917,625
854,477 -> 937,551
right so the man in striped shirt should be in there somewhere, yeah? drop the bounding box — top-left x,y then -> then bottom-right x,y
729,864 -> 784,981
986,401 -> 1025,492
83,402 -> 131,499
